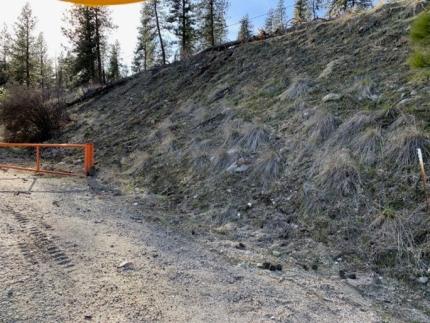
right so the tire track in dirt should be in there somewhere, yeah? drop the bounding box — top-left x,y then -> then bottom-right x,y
1,204 -> 75,271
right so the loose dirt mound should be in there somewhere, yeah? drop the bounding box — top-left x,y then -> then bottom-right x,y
63,0 -> 430,285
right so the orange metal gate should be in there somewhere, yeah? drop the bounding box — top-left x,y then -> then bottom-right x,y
0,143 -> 95,176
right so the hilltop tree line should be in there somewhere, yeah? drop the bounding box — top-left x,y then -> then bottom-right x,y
0,0 -> 375,92
132,0 -> 229,72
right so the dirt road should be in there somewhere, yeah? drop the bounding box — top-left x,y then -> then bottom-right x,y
0,170 -> 400,322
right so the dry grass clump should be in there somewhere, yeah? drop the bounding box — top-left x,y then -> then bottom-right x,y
347,77 -> 379,101
316,149 -> 362,197
330,112 -> 375,147
252,150 -> 283,190
370,208 -> 425,274
237,125 -> 271,153
158,131 -> 177,154
222,119 -> 248,147
190,154 -> 212,174
387,113 -> 416,131
279,78 -> 313,100
351,127 -> 383,165
211,148 -> 241,172
385,126 -> 430,167
305,110 -> 340,144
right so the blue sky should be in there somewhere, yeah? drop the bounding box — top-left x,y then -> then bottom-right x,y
0,0 -> 296,66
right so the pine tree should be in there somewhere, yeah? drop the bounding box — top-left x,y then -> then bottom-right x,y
0,24 -> 11,86
264,9 -> 275,33
198,0 -> 229,48
309,0 -> 323,19
133,2 -> 157,73
273,0 -> 288,32
54,51 -> 74,96
35,32 -> 51,93
408,10 -> 430,77
293,0 -> 309,25
10,3 -> 37,87
329,0 -> 372,17
107,40 -> 122,81
167,0 -> 196,59
237,15 -> 253,41
62,5 -> 114,85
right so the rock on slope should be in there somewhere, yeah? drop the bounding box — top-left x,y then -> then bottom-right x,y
64,1 -> 430,280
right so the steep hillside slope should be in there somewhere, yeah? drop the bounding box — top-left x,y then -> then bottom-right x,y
64,0 -> 430,283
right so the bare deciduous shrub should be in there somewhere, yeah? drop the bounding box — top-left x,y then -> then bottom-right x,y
0,87 -> 67,143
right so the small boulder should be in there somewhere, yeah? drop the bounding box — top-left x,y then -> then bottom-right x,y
417,276 -> 428,284
117,261 -> 134,271
235,243 -> 246,250
257,262 -> 282,271
272,250 -> 281,257
322,93 -> 342,102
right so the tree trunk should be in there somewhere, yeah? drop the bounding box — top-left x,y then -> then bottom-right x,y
181,0 -> 187,59
210,0 -> 215,47
153,0 -> 166,65
25,17 -> 30,87
95,10 -> 103,84
84,9 -> 95,82
144,43 -> 147,71
40,53 -> 44,93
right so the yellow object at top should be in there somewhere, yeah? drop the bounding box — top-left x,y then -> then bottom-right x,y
62,0 -> 145,6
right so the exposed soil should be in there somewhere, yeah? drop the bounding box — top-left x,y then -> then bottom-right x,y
1,169 -> 424,322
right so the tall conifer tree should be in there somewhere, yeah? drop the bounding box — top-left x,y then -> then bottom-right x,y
167,0 -> 196,59
10,3 -> 37,87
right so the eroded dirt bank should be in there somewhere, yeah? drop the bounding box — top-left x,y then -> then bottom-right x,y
0,170 -> 414,322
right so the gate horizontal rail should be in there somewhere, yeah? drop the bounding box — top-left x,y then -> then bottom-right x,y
0,143 -> 95,176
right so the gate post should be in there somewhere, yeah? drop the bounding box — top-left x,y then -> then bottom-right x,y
35,146 -> 41,172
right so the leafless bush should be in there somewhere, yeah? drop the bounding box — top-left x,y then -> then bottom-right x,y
0,87 -> 67,143
385,126 -> 430,168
